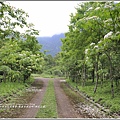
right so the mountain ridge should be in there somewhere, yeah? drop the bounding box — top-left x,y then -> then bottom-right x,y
37,33 -> 65,57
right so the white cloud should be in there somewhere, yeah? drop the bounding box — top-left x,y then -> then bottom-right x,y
8,1 -> 81,37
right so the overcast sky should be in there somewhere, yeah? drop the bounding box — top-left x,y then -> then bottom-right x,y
8,1 -> 81,37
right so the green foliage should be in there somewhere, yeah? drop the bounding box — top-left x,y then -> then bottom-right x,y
41,54 -> 63,78
36,80 -> 58,118
39,73 -> 54,78
0,75 -> 34,97
0,82 -> 26,97
0,1 -> 45,83
59,1 -> 120,99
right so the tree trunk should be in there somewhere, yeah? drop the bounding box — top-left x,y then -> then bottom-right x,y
3,73 -> 6,83
109,58 -> 114,98
94,54 -> 99,93
81,67 -> 84,87
83,64 -> 86,86
92,67 -> 95,83
106,52 -> 114,98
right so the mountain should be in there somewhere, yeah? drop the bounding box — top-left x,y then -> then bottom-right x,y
37,33 -> 65,57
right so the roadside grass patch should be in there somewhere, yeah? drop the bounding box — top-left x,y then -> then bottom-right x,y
0,75 -> 35,98
0,82 -> 26,97
36,80 -> 58,118
66,79 -> 120,114
31,74 -> 41,77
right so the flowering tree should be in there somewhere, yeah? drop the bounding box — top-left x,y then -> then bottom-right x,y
0,2 -> 44,83
60,1 -> 120,98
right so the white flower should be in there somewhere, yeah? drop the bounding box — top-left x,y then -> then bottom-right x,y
42,105 -> 46,108
104,2 -> 112,8
84,12 -> 86,16
95,7 -> 100,10
104,31 -> 113,39
86,56 -> 89,60
87,7 -> 93,11
85,16 -> 99,21
85,49 -> 88,54
19,54 -> 23,56
94,45 -> 98,49
4,11 -> 9,15
116,31 -> 120,35
104,18 -> 112,23
98,40 -> 102,44
90,43 -> 95,46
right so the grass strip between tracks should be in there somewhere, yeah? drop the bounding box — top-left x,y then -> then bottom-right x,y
36,80 -> 58,118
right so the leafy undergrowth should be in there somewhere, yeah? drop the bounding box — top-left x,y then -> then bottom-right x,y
0,76 -> 34,98
0,82 -> 26,98
66,79 -> 120,114
36,80 -> 58,118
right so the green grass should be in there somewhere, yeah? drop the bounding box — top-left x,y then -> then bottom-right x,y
0,75 -> 35,98
0,82 -> 26,97
66,79 -> 120,114
40,73 -> 55,78
36,80 -> 58,118
26,75 -> 35,85
32,73 -> 55,78
32,73 -> 65,79
31,74 -> 41,77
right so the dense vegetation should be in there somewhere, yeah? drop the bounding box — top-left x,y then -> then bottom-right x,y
0,1 -> 120,116
0,1 -> 44,83
57,1 -> 120,113
59,1 -> 120,97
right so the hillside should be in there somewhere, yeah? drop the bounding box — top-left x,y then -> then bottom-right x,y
37,33 -> 65,57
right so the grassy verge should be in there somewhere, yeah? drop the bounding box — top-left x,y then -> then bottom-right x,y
0,75 -> 34,97
36,80 -> 58,118
66,79 -> 120,114
0,82 -> 26,97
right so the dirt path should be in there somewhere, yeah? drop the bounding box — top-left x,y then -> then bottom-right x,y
54,78 -> 84,118
1,77 -> 84,118
18,78 -> 49,118
19,77 -> 84,118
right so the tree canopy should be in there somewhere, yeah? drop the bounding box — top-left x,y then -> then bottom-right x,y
59,1 -> 120,98
0,1 -> 44,83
